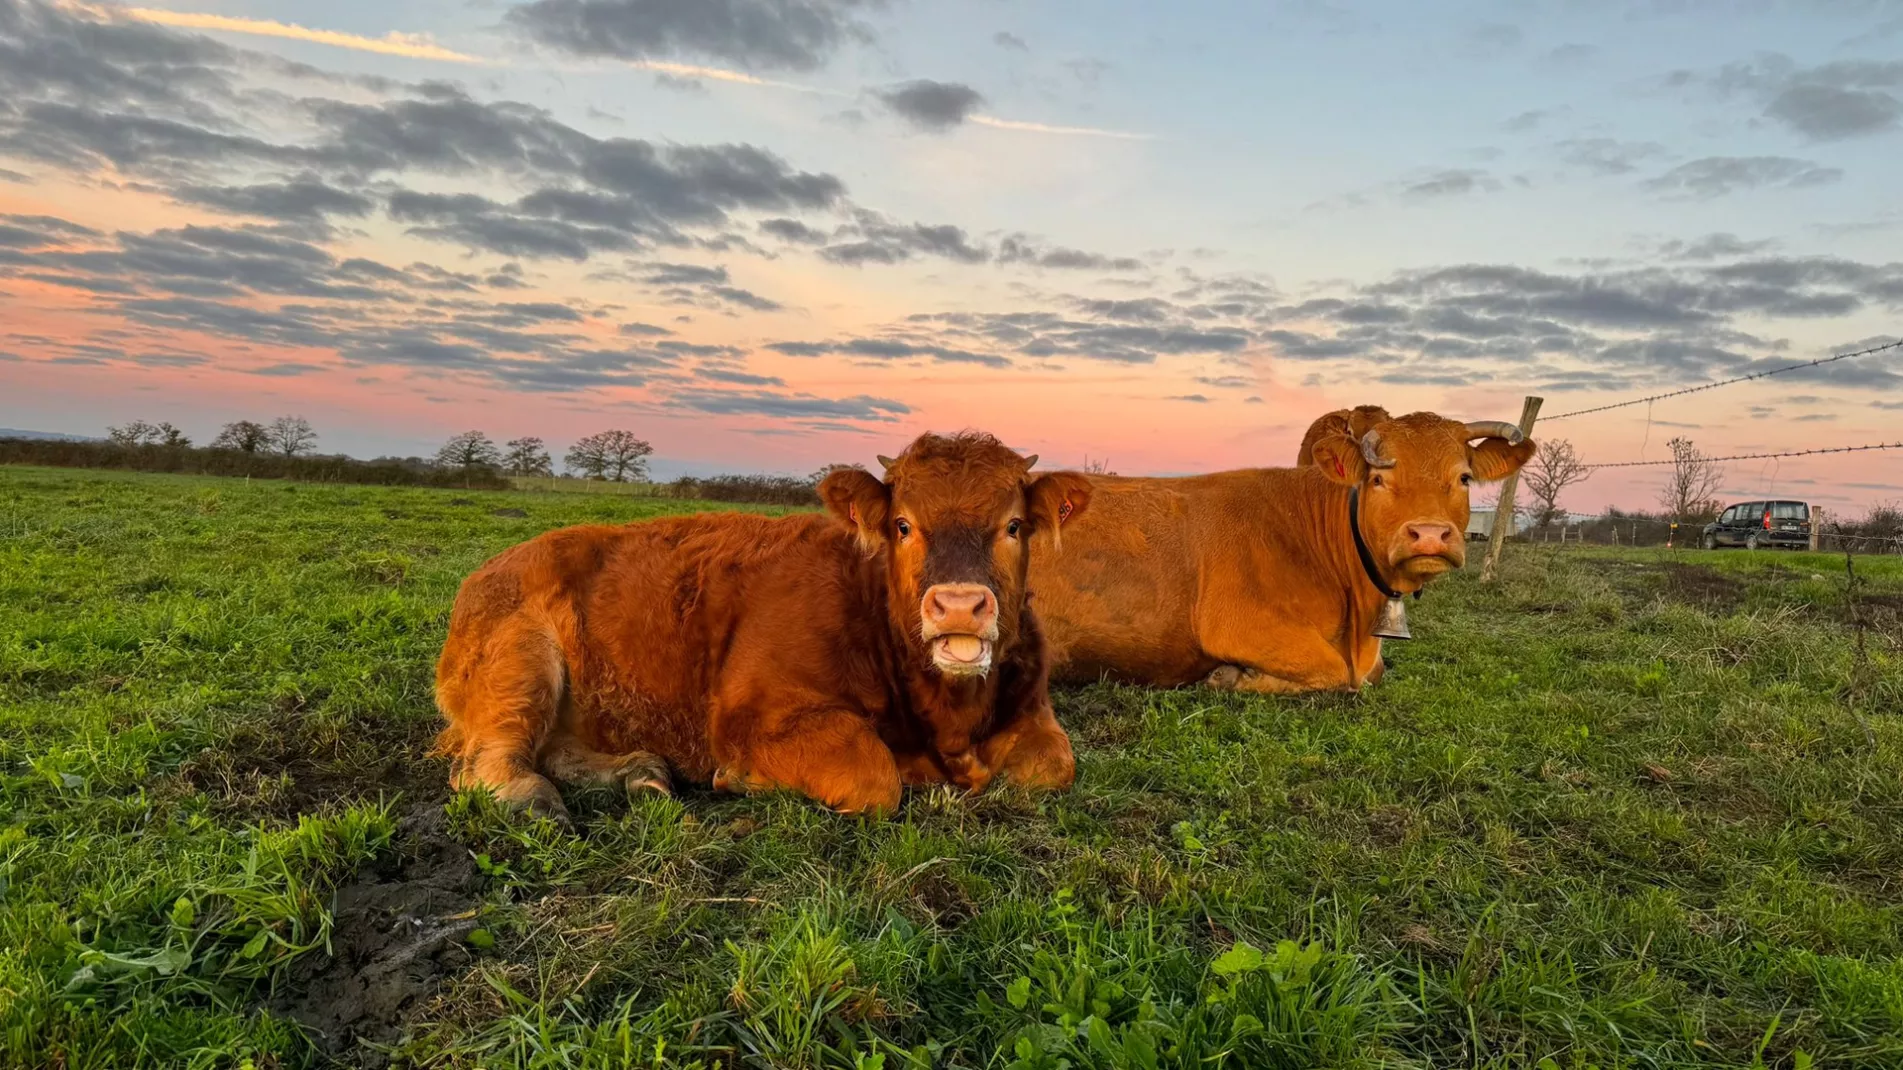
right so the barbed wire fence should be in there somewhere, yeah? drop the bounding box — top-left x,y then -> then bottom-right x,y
1480,336 -> 1903,568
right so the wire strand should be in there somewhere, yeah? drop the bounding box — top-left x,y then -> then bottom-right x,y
1579,441 -> 1903,470
1543,337 -> 1903,421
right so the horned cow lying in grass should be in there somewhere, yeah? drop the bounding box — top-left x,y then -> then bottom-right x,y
434,431 -> 1092,821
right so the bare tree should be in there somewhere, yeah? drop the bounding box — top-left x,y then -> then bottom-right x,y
435,430 -> 502,471
106,419 -> 159,447
1656,436 -> 1725,523
1080,455 -> 1116,476
565,430 -> 653,482
211,420 -> 269,453
502,436 -> 554,477
156,422 -> 190,448
267,415 -> 318,457
1523,438 -> 1591,532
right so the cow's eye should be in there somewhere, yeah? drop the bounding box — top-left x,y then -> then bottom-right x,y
1370,474 -> 1384,488
1006,518 -> 1022,537
1459,473 -> 1473,487
895,518 -> 912,538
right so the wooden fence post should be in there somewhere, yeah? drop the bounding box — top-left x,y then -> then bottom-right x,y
1481,395 -> 1544,581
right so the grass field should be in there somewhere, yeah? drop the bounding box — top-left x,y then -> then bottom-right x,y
3,465 -> 1901,1070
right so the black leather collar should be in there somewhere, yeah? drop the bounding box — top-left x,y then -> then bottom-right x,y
1348,484 -> 1403,601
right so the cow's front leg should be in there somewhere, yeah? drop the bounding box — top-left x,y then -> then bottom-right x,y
718,705 -> 903,816
976,699 -> 1075,791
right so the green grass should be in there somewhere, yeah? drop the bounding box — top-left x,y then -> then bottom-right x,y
2,465 -> 1900,1069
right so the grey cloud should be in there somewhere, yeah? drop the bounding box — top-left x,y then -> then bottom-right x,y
643,262 -> 730,285
1244,395 -> 1264,403
694,366 -> 786,386
619,321 -> 675,336
1765,83 -> 1902,139
1641,156 -> 1842,198
1686,53 -> 1903,141
1400,169 -> 1500,199
246,361 -> 326,376
993,31 -> 1027,51
504,0 -> 876,72
1658,233 -> 1777,260
767,337 -> 1011,368
1465,23 -> 1523,53
1555,138 -> 1669,176
759,217 -> 828,244
1194,375 -> 1250,388
1164,394 -> 1212,403
874,80 -> 985,132
175,178 -> 375,222
820,212 -> 986,265
998,235 -> 1144,272
1502,109 -> 1551,132
707,284 -> 782,311
671,389 -> 911,420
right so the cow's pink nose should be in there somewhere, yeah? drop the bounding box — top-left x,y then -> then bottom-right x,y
923,583 -> 997,635
1405,521 -> 1456,554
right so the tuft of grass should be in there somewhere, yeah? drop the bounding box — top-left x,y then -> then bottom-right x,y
1,466 -> 1900,1068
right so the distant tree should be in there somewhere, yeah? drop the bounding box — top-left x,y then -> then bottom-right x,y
435,430 -> 502,471
808,462 -> 865,485
502,436 -> 554,477
566,430 -> 653,482
156,422 -> 191,448
1656,437 -> 1724,523
106,419 -> 159,447
1080,455 -> 1116,476
267,415 -> 318,458
211,420 -> 270,453
1523,438 -> 1590,531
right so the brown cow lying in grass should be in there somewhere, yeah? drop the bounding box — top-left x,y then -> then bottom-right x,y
1029,408 -> 1533,693
434,431 -> 1093,821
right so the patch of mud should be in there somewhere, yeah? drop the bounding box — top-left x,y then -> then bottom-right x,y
1651,562 -> 1748,610
173,712 -> 440,820
274,801 -> 481,1067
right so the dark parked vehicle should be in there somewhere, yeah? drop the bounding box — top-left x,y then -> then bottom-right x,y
1702,499 -> 1812,550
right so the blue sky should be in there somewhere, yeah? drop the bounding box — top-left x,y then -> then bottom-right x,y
1,0 -> 1899,508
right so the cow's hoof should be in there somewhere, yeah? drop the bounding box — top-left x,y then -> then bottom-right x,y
617,753 -> 673,797
500,777 -> 572,826
1203,665 -> 1242,690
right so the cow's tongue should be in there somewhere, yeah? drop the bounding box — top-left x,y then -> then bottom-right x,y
939,635 -> 985,662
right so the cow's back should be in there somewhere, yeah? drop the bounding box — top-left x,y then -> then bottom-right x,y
1029,468 -> 1349,686
1027,475 -> 1206,684
442,511 -> 871,777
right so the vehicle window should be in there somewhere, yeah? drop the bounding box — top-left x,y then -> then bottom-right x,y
1772,502 -> 1806,520
1721,506 -> 1740,523
1742,502 -> 1765,521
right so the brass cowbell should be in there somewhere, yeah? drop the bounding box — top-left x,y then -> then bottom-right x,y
1371,595 -> 1412,640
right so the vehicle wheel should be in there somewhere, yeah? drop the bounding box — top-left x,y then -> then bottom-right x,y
1703,534 -> 1717,550
1746,532 -> 1760,551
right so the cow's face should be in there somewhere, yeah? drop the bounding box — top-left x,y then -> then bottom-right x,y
1306,411 -> 1535,586
821,432 -> 1091,678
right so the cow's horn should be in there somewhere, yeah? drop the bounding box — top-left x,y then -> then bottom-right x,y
876,454 -> 897,471
1358,429 -> 1396,469
1022,453 -> 1038,470
1463,420 -> 1525,445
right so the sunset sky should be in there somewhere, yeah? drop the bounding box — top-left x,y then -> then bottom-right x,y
2,0 -> 1899,511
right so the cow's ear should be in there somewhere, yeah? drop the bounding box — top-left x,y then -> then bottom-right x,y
1026,472 -> 1092,551
1307,434 -> 1366,486
820,467 -> 890,553
1470,436 -> 1537,482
